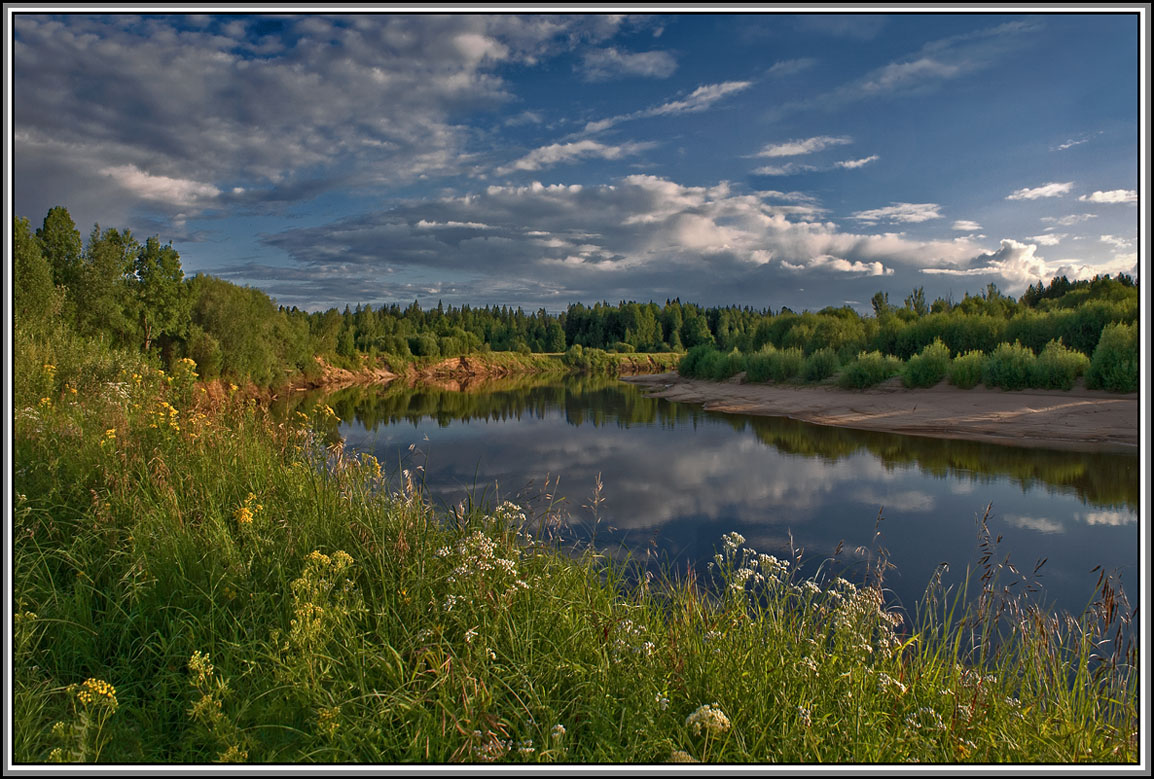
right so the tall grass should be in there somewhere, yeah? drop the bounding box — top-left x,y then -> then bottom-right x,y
13,331 -> 1138,764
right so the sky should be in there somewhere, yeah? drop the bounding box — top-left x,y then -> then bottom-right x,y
7,9 -> 1146,313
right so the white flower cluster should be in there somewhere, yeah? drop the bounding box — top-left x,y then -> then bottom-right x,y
685,703 -> 731,737
609,618 -> 655,661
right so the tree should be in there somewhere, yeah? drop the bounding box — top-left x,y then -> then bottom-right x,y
134,236 -> 190,353
13,216 -> 60,327
904,286 -> 928,316
36,206 -> 83,291
75,225 -> 137,342
871,291 -> 891,317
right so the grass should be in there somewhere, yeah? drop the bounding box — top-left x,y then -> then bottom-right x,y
12,332 -> 1139,764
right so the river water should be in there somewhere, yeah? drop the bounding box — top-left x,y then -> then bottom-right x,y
283,375 -> 1139,619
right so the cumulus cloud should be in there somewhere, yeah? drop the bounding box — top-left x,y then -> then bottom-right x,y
952,220 -> 982,231
13,14 -> 627,224
851,202 -> 943,224
781,255 -> 893,276
497,140 -> 654,174
921,237 -> 1138,293
1006,182 -> 1074,200
756,135 -> 853,158
1079,189 -> 1137,204
248,174 -> 979,309
579,47 -> 677,81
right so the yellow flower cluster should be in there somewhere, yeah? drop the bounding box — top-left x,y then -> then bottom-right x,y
73,678 -> 118,712
317,706 -> 341,738
147,400 -> 181,432
233,493 -> 264,526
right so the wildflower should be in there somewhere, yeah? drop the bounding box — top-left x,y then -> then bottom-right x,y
551,724 -> 566,740
797,705 -> 813,728
669,750 -> 700,763
686,703 -> 731,737
722,531 -> 745,551
656,694 -> 670,711
217,745 -> 248,763
73,678 -> 118,712
464,627 -> 478,644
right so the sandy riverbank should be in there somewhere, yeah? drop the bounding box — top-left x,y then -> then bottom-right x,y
624,373 -> 1140,453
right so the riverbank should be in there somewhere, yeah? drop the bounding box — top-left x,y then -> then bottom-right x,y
287,351 -> 682,392
624,373 -> 1139,452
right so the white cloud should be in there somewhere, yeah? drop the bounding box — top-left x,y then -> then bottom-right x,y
1079,189 -> 1137,204
756,135 -> 853,158
851,202 -> 942,224
1006,182 -> 1074,200
584,80 -> 753,133
649,81 -> 753,116
766,58 -> 816,77
782,255 -> 893,276
952,220 -> 982,231
1028,233 -> 1065,246
1042,213 -> 1098,226
579,47 -> 677,81
498,140 -> 654,174
835,155 -> 879,169
101,164 -> 221,206
257,174 -> 980,309
859,57 -> 962,93
1100,234 -> 1133,249
921,237 -> 1138,293
753,162 -> 819,176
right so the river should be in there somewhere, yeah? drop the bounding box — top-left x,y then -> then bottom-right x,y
279,374 -> 1139,620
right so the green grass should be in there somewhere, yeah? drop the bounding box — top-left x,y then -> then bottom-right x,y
12,332 -> 1138,764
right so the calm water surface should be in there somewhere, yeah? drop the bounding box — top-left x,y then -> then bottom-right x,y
286,376 -> 1139,618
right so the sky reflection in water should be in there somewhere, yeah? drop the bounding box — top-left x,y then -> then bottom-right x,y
305,377 -> 1138,618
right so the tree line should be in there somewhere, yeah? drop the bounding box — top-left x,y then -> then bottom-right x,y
14,205 -> 1139,388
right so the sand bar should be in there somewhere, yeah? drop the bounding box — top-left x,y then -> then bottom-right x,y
624,373 -> 1139,453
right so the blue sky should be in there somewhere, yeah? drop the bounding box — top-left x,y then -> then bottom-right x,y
9,10 -> 1144,312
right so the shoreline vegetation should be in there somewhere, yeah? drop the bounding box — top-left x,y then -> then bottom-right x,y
11,206 -> 1140,764
12,344 -> 1139,765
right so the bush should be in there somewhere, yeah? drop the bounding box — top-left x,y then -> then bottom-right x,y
1085,322 -> 1138,393
838,351 -> 903,389
983,341 -> 1036,390
765,347 -> 805,382
1031,339 -> 1090,390
744,346 -> 776,383
903,338 -> 951,388
948,350 -> 985,389
712,349 -> 746,381
678,345 -> 716,378
801,348 -> 839,383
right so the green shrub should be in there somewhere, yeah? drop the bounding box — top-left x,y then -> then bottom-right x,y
983,341 -> 1036,390
838,351 -> 903,389
744,346 -> 776,383
766,347 -> 805,382
712,349 -> 746,381
903,338 -> 952,388
678,345 -> 716,378
948,350 -> 985,389
1031,340 -> 1090,390
1086,322 -> 1138,393
801,348 -> 839,383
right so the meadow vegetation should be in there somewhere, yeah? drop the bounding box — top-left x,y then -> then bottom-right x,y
10,207 -> 1140,764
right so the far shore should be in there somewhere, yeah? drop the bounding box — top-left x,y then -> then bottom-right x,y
623,373 -> 1139,453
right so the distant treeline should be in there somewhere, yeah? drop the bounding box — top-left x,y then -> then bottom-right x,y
14,205 -> 1139,389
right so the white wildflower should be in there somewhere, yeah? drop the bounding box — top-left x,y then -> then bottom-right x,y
686,703 -> 731,737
